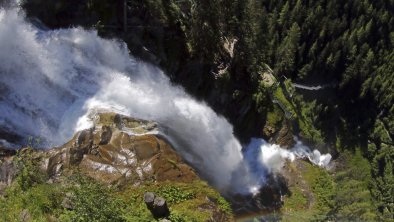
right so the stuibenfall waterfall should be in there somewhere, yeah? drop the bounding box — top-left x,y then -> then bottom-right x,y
0,6 -> 331,195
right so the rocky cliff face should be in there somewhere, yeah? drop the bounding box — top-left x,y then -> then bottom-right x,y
0,113 -> 198,186
0,149 -> 16,195
46,112 -> 198,186
0,112 -> 232,221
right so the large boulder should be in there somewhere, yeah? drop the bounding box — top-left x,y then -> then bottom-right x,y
45,112 -> 198,185
0,113 -> 198,188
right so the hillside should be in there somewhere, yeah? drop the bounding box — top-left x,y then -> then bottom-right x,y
0,0 -> 392,221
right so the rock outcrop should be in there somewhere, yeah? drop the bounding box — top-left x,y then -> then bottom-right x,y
0,112 -> 199,187
0,112 -> 233,221
0,148 -> 16,195
43,112 -> 198,186
263,120 -> 296,148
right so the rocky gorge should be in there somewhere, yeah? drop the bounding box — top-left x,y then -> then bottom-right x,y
1,0 -> 390,221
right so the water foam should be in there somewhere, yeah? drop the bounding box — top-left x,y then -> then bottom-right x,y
0,6 -> 331,194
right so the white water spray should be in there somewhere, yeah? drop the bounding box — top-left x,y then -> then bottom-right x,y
0,6 -> 331,194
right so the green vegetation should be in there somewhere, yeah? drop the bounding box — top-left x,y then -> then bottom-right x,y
294,98 -> 325,145
0,152 -> 125,222
13,148 -> 48,191
0,155 -> 232,222
282,186 -> 308,211
272,86 -> 295,117
59,176 -> 125,222
330,150 -> 378,221
282,149 -> 379,221
266,106 -> 284,130
282,162 -> 335,221
156,186 -> 196,204
120,181 -> 232,222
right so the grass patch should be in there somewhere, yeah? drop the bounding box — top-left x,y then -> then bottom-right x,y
118,180 -> 232,222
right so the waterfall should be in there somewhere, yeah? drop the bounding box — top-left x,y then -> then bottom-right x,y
0,6 -> 331,195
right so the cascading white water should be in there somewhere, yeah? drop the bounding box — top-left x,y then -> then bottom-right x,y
0,6 -> 331,194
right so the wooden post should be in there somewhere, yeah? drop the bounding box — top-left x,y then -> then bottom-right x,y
144,192 -> 155,210
144,192 -> 170,219
153,197 -> 170,218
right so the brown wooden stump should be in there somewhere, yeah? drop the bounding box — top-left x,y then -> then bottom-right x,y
144,192 -> 170,218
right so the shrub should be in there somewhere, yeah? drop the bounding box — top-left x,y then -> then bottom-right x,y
157,186 -> 196,204
59,176 -> 125,222
14,148 -> 47,191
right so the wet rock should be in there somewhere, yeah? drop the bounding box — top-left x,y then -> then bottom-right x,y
268,120 -> 295,148
262,125 -> 277,139
0,147 -> 16,157
254,174 -> 289,209
6,113 -> 198,186
0,113 -> 198,188
99,126 -> 112,145
232,174 -> 290,215
0,128 -> 22,146
68,130 -> 94,165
